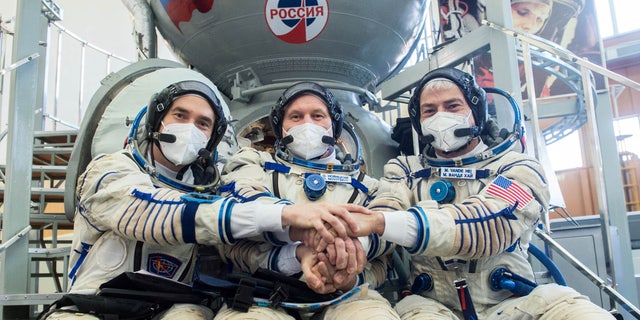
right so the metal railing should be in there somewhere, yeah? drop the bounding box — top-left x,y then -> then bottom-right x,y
0,18 -> 133,133
0,12 -> 134,313
47,22 -> 133,130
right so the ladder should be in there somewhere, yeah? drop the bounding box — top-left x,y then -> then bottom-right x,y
0,130 -> 77,310
618,134 -> 640,212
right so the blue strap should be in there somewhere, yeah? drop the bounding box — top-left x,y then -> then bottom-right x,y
273,151 -> 360,172
412,168 -> 431,179
68,242 -> 93,285
265,161 -> 291,174
474,169 -> 491,179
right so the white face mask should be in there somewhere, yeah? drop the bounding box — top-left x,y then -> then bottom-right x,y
421,112 -> 473,152
159,122 -> 209,166
284,122 -> 332,160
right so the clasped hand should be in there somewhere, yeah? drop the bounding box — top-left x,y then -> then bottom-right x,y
285,202 -> 384,294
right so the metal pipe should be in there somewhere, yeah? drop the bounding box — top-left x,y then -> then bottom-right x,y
121,0 -> 158,60
0,226 -> 31,254
44,113 -> 79,130
51,22 -> 131,63
484,21 -> 640,92
53,29 -> 62,131
78,42 -> 86,122
535,229 -> 640,318
608,0 -> 618,35
0,17 -> 4,131
521,42 -> 551,233
0,53 -> 39,76
244,82 -> 379,105
581,64 -> 617,309
106,54 -> 112,75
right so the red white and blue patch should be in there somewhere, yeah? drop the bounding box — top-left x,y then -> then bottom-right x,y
265,0 -> 329,44
486,175 -> 533,210
147,253 -> 182,279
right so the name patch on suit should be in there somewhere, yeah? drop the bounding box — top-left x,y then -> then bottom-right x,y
439,167 -> 477,179
320,173 -> 351,183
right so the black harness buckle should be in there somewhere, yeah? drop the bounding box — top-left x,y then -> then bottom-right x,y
232,278 -> 256,312
269,283 -> 290,307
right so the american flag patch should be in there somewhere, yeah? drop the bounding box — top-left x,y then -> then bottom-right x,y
487,175 -> 533,210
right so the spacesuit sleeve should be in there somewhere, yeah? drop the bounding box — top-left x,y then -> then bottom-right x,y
407,152 -> 550,258
361,255 -> 391,289
365,156 -> 419,258
223,239 -> 291,274
367,155 -> 418,211
220,147 -> 289,205
75,151 -> 285,247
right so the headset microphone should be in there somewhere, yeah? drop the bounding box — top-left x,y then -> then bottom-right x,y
198,148 -> 210,158
153,132 -> 177,143
321,136 -> 336,145
423,134 -> 435,144
454,127 -> 480,138
282,135 -> 294,145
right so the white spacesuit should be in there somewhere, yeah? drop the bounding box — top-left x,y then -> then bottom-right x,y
369,67 -> 615,319
216,82 -> 398,320
45,81 -> 356,320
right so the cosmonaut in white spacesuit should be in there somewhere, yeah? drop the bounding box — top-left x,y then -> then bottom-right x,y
358,67 -> 616,319
215,82 -> 399,319
43,80 -> 366,320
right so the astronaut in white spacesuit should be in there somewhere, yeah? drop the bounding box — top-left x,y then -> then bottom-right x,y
43,80 -> 366,320
358,67 -> 616,319
215,82 -> 399,319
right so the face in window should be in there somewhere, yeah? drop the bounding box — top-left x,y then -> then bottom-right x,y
281,94 -> 332,136
511,1 -> 551,34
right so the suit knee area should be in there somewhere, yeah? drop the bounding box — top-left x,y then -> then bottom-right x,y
158,304 -> 214,320
530,283 -> 587,304
394,295 -> 458,320
322,290 -> 399,320
213,305 -> 295,320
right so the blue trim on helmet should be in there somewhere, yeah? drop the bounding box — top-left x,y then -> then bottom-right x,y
424,87 -> 524,168
127,106 -> 218,193
285,152 -> 360,172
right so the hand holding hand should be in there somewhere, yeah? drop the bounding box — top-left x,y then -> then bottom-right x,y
282,203 -> 371,244
348,210 -> 386,237
323,236 -> 365,275
314,253 -> 359,291
298,245 -> 338,294
291,227 -> 329,253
